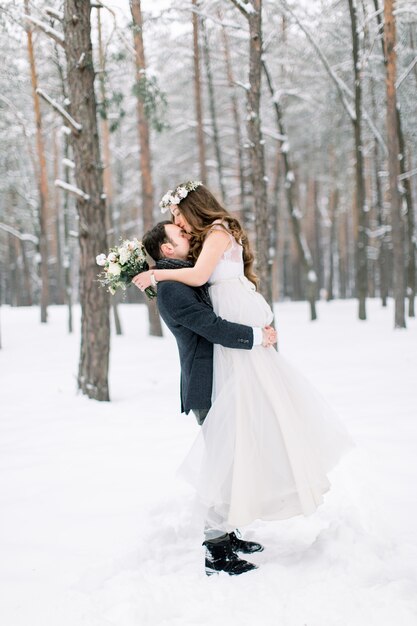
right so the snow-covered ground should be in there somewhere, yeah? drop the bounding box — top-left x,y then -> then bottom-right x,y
1,299 -> 416,626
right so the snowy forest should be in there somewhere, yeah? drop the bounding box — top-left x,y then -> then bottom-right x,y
1,2 -> 417,623
1,1 -> 416,321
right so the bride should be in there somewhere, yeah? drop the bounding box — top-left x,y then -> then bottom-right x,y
135,181 -> 352,543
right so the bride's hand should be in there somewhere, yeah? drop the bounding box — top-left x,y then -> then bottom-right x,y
132,270 -> 152,292
262,326 -> 277,347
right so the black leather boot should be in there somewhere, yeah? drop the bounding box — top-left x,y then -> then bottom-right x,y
228,530 -> 264,554
203,537 -> 258,576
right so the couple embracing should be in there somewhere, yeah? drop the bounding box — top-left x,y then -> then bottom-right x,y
133,182 -> 352,577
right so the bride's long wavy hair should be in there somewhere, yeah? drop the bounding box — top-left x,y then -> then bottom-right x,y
171,184 -> 258,288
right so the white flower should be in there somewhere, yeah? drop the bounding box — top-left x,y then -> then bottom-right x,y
107,262 -> 121,276
107,252 -> 117,262
119,247 -> 130,265
161,191 -> 172,205
176,186 -> 187,199
169,194 -> 180,205
96,253 -> 106,266
128,240 -> 138,251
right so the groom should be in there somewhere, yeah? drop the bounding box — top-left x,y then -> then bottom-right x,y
136,221 -> 276,576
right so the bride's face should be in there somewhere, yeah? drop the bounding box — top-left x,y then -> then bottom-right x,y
170,206 -> 191,233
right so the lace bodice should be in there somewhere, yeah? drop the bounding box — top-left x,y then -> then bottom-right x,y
207,220 -> 244,285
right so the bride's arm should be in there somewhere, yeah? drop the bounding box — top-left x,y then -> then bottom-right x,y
134,230 -> 230,289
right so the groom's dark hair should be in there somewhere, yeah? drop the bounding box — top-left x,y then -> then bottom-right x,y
142,220 -> 172,261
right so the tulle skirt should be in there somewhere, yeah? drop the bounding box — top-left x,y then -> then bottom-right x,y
179,276 -> 353,531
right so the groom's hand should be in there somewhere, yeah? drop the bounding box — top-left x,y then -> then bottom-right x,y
262,325 -> 277,347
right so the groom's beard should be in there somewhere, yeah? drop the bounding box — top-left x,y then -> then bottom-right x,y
155,258 -> 212,308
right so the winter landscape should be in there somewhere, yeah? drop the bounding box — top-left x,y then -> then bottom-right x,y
1,299 -> 417,626
1,0 -> 417,624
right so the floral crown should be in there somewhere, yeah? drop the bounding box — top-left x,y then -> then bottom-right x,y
159,180 -> 202,213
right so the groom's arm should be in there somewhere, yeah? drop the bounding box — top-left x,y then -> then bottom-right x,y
157,282 -> 255,350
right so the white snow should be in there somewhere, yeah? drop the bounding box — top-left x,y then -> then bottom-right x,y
1,300 -> 417,626
36,88 -> 82,133
54,180 -> 90,201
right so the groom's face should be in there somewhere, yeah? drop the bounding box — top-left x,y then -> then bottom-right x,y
162,224 -> 190,261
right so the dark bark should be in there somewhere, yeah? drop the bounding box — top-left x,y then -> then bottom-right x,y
348,0 -> 367,320
396,109 -> 415,318
230,0 -> 271,306
63,0 -> 111,399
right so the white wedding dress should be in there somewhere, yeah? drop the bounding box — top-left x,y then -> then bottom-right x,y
179,222 -> 353,532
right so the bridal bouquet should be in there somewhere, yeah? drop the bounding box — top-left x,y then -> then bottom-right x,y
96,238 -> 157,299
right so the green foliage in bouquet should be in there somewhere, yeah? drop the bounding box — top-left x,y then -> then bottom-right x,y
96,239 -> 156,299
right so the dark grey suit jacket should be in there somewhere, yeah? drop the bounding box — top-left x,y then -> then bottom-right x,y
156,279 -> 253,414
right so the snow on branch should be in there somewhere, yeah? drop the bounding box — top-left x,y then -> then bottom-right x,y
62,158 -> 75,169
399,167 -> 417,181
55,180 -> 90,201
91,1 -> 136,57
281,1 -> 356,122
396,54 -> 417,90
261,127 -> 287,142
229,0 -> 256,18
281,0 -> 387,155
0,222 -> 39,244
23,14 -> 65,47
44,7 -> 64,21
36,88 -> 82,133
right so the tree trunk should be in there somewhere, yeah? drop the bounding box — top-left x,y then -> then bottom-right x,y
396,109 -> 415,318
374,0 -> 414,317
54,41 -> 74,332
24,0 -> 49,323
369,64 -> 389,306
202,18 -> 226,203
348,0 -> 367,320
53,127 -> 65,305
327,188 -> 338,301
130,0 -> 163,337
383,0 -> 406,328
238,0 -> 272,307
219,15 -> 246,220
97,7 -> 123,336
63,0 -> 110,400
192,0 -> 207,183
262,59 -> 317,318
